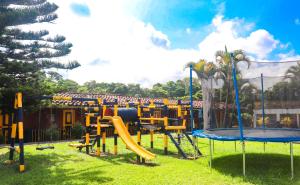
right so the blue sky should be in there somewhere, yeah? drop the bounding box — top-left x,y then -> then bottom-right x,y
131,0 -> 300,55
37,0 -> 300,86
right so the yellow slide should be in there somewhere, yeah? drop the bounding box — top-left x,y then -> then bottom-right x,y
105,116 -> 155,160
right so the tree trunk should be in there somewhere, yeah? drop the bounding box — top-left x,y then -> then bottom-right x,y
201,79 -> 212,129
223,68 -> 231,128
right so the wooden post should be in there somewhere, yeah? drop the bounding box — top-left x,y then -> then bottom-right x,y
96,116 -> 101,156
102,131 -> 106,153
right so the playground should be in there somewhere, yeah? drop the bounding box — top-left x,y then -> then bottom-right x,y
2,1 -> 300,185
2,58 -> 300,184
1,136 -> 300,185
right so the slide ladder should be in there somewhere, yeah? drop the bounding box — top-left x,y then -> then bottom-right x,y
164,130 -> 201,159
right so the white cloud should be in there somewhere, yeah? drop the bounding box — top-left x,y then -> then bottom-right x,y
279,43 -> 290,49
186,28 -> 191,34
295,18 -> 300,25
15,0 -> 200,87
14,0 -> 300,87
198,15 -> 279,60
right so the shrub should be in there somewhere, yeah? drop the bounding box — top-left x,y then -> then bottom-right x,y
71,122 -> 84,139
0,135 -> 4,144
281,116 -> 292,127
257,116 -> 270,126
45,124 -> 60,141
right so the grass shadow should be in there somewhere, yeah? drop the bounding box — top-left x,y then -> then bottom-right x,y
149,147 -> 200,160
0,150 -> 8,162
212,153 -> 300,185
96,151 -> 160,167
0,152 -> 114,185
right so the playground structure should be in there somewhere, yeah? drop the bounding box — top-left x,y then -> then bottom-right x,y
2,92 -> 202,172
192,53 -> 300,179
64,96 -> 202,162
0,111 -> 13,144
1,93 -> 25,172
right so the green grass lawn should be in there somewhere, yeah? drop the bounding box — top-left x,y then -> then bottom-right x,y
1,134 -> 300,185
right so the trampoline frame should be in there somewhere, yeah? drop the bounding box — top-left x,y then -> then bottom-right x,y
192,53 -> 297,179
206,139 -> 294,179
193,128 -> 300,142
193,129 -> 296,179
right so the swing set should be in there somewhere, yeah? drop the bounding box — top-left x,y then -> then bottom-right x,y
35,105 -> 55,151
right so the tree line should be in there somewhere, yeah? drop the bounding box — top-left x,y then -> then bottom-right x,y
44,74 -> 202,100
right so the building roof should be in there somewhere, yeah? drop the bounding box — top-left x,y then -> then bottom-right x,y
51,92 -> 203,108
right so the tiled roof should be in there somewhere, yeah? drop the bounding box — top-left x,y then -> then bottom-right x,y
51,92 -> 203,108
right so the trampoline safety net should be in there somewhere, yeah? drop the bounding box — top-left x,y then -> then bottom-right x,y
193,57 -> 300,142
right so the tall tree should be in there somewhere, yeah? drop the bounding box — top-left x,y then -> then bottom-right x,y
285,61 -> 300,82
0,0 -> 80,109
186,49 -> 250,129
215,48 -> 250,127
185,59 -> 219,129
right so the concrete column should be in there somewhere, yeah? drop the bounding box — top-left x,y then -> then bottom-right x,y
276,114 -> 280,122
297,114 -> 299,128
253,113 -> 257,128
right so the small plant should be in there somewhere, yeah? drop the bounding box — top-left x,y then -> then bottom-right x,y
242,113 -> 252,127
281,116 -> 292,127
257,116 -> 270,126
71,122 -> 84,139
45,124 -> 60,141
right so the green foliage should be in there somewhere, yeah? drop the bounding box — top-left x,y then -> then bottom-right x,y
0,0 -> 79,110
57,79 -> 79,93
45,124 -> 60,141
75,78 -> 202,100
71,122 -> 84,139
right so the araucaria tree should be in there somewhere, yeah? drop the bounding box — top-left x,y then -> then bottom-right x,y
0,0 -> 80,109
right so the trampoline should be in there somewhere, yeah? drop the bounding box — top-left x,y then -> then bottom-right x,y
189,53 -> 300,179
193,128 -> 300,142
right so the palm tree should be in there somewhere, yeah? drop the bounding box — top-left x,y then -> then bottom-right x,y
185,48 -> 250,129
215,47 -> 250,128
284,61 -> 300,102
185,59 -> 220,129
285,61 -> 300,82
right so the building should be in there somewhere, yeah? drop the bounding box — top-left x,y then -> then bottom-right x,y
0,93 -> 203,144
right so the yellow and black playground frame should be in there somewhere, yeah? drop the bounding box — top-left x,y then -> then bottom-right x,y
3,93 -> 202,172
0,110 -> 13,144
1,93 -> 25,172
67,97 -> 202,162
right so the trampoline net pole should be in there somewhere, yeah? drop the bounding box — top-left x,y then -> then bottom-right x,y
261,73 -> 265,128
189,65 -> 194,131
290,142 -> 294,179
230,53 -> 244,139
209,139 -> 212,169
234,141 -> 236,152
242,141 -> 246,177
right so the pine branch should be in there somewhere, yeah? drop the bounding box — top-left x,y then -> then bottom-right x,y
0,0 -> 47,6
5,29 -> 49,40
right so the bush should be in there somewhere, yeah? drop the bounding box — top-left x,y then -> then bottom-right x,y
0,135 -> 4,144
71,122 -> 84,139
45,124 -> 60,141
